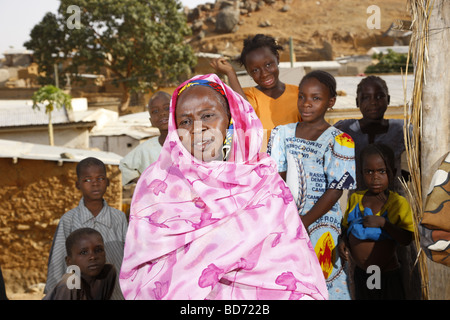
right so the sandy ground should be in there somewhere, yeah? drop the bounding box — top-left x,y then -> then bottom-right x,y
189,0 -> 411,59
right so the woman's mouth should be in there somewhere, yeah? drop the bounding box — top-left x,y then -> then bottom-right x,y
193,139 -> 214,152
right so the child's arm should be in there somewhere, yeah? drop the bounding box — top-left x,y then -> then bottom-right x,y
363,215 -> 413,246
301,189 -> 343,229
210,57 -> 248,100
337,226 -> 350,262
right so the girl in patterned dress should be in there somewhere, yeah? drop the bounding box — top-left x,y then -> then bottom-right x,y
268,70 -> 357,299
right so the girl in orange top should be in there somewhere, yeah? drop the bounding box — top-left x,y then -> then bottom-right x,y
211,34 -> 301,150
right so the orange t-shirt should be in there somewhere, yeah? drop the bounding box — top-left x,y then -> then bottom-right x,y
244,84 -> 300,151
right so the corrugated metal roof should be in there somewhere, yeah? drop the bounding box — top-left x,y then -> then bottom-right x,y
89,111 -> 160,140
0,138 -> 122,165
0,100 -> 71,127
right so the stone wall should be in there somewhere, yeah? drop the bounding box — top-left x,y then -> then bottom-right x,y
0,158 -> 123,295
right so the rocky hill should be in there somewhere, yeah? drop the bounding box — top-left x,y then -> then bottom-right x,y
184,0 -> 411,61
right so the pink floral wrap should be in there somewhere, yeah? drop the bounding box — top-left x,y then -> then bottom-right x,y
119,74 -> 328,300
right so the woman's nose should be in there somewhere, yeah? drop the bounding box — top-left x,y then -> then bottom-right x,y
192,120 -> 206,134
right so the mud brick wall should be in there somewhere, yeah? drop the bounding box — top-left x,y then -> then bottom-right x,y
0,158 -> 122,295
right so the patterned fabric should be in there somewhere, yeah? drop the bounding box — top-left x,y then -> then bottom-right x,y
268,123 -> 356,299
178,79 -> 226,98
420,152 -> 450,267
334,119 -> 406,194
342,190 -> 415,241
119,74 -> 328,300
222,119 -> 233,161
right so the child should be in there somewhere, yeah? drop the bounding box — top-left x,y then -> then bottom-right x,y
338,144 -> 414,299
119,91 -> 171,185
43,228 -> 116,300
211,34 -> 301,150
334,76 -> 407,194
44,157 -> 128,300
268,70 -> 356,299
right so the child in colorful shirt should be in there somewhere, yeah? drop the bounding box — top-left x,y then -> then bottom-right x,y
339,143 -> 414,299
268,70 -> 356,299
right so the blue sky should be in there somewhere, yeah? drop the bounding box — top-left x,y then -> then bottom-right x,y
0,0 -> 208,58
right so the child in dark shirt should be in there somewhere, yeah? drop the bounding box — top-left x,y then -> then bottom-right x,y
43,228 -> 116,300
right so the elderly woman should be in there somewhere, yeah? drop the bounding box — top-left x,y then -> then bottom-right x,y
119,74 -> 327,300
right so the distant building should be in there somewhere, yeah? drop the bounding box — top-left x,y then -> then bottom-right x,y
0,98 -> 96,148
89,111 -> 159,157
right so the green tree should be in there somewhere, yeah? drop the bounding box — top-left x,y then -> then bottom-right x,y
24,12 -> 66,86
32,85 -> 72,146
365,49 -> 414,74
25,0 -> 196,114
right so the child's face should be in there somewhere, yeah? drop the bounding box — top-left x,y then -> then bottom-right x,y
362,153 -> 389,195
297,78 -> 335,123
148,95 -> 170,131
66,234 -> 106,280
175,85 -> 230,162
356,82 -> 390,120
244,47 -> 280,89
76,165 -> 109,202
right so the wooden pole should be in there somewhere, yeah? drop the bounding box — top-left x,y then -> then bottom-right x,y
421,0 -> 450,300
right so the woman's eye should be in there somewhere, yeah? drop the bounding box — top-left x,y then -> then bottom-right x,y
202,114 -> 213,120
179,119 -> 190,126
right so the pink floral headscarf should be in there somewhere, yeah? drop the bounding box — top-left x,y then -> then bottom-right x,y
119,74 -> 328,300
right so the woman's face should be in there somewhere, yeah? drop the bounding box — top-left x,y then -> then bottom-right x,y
175,85 -> 230,162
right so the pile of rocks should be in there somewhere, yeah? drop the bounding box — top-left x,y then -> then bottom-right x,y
185,0 -> 291,36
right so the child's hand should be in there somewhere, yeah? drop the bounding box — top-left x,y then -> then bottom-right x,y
362,215 -> 386,228
210,57 -> 234,75
337,240 -> 349,262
